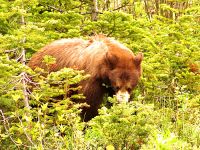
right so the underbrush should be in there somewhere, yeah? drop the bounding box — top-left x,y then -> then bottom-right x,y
0,65 -> 199,149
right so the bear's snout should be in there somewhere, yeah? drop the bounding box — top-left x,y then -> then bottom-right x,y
116,90 -> 130,103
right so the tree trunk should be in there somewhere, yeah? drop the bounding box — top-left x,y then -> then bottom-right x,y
91,0 -> 98,21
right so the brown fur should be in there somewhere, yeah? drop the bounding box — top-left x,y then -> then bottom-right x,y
28,35 -> 143,121
189,63 -> 199,75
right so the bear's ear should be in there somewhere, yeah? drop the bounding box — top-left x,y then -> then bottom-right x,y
134,52 -> 143,67
105,52 -> 118,70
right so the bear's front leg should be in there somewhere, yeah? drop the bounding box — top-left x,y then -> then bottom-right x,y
80,78 -> 106,121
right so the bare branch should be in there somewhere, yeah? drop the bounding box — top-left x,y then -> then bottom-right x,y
0,110 -> 19,147
113,2 -> 130,11
17,115 -> 35,146
20,0 -> 30,108
21,72 -> 30,108
48,5 -> 64,13
0,110 -> 33,148
4,48 -> 19,53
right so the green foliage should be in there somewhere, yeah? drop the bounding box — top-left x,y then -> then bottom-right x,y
0,0 -> 200,149
85,101 -> 155,149
0,65 -> 87,149
0,55 -> 28,110
83,11 -> 133,36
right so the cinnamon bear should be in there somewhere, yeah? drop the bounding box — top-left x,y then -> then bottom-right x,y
28,35 -> 143,121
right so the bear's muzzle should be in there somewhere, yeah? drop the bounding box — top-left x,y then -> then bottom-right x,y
116,90 -> 130,103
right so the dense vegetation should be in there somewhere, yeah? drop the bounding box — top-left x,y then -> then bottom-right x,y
0,0 -> 199,149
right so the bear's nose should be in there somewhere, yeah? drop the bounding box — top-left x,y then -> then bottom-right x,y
116,90 -> 130,103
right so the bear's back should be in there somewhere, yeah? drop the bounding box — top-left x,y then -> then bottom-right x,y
28,35 -> 133,74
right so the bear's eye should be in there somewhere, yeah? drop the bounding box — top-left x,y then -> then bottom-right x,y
127,87 -> 132,93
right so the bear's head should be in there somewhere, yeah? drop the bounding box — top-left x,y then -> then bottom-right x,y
105,51 -> 143,103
